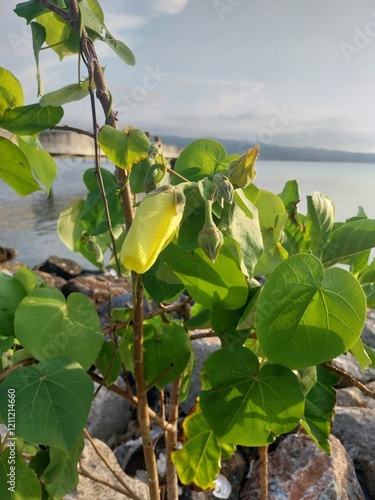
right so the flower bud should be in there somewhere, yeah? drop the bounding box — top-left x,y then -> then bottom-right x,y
213,172 -> 234,204
121,185 -> 186,274
143,162 -> 167,193
198,200 -> 224,262
227,145 -> 259,189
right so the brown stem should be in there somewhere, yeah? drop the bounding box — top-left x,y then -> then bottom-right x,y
259,445 -> 269,500
189,330 -> 217,341
322,362 -> 375,400
78,467 -> 133,496
132,274 -> 160,499
52,125 -> 95,139
82,429 -> 144,500
165,377 -> 182,500
35,0 -> 71,21
0,358 -> 36,383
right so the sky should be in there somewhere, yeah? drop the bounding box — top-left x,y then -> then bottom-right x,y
1,0 -> 375,153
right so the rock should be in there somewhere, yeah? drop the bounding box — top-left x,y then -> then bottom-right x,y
180,335 -> 221,415
332,407 -> 375,499
0,260 -> 28,275
61,275 -> 131,305
33,269 -> 67,289
35,256 -> 83,280
362,313 -> 375,349
240,434 -> 364,499
0,246 -> 17,263
86,377 -> 132,444
336,386 -> 375,409
66,437 -> 149,499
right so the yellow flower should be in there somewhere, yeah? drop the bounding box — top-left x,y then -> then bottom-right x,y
227,145 -> 259,189
121,185 -> 186,274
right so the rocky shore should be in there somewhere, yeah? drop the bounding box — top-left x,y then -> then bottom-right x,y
1,252 -> 374,499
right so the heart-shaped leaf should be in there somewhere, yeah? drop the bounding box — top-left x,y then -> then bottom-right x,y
98,125 -> 149,170
15,288 -> 103,370
144,321 -> 191,388
0,137 -> 41,196
0,67 -> 24,115
256,253 -> 367,369
171,404 -> 235,489
173,139 -> 227,183
200,346 -> 305,446
0,357 -> 93,454
0,103 -> 63,135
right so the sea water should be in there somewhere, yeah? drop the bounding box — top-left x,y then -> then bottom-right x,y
0,158 -> 374,268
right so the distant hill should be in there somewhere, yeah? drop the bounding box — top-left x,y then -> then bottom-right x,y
159,134 -> 375,164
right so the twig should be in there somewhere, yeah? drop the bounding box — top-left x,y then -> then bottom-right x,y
78,466 -> 133,496
259,445 -> 269,500
165,377 -> 182,500
322,362 -> 375,400
189,330 -> 217,341
82,429 -> 144,500
52,125 -> 95,139
34,0 -> 71,22
0,358 -> 36,383
132,273 -> 160,499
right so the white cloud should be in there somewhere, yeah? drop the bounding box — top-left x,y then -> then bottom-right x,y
153,0 -> 192,15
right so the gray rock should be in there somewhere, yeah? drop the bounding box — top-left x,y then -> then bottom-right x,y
336,386 -> 375,409
86,378 -> 132,443
332,407 -> 375,499
240,434 -> 364,499
362,313 -> 375,349
180,335 -> 221,414
65,437 -> 149,499
36,255 -> 83,280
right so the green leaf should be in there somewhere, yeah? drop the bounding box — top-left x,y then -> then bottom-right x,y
40,79 -> 90,107
306,192 -> 335,259
0,271 -> 27,337
144,322 -> 192,388
15,288 -> 103,370
322,219 -> 375,267
227,202 -> 263,278
41,436 -> 84,498
278,180 -> 300,216
0,137 -> 41,196
174,139 -> 227,183
31,22 -> 46,96
253,189 -> 289,275
171,404 -> 235,489
160,243 -> 248,310
363,283 -> 375,308
36,11 -> 80,59
78,0 -> 104,36
256,253 -> 367,369
15,267 -> 41,293
57,199 -> 86,251
359,258 -> 375,284
200,346 -> 305,446
349,249 -> 371,277
142,261 -> 184,303
17,136 -> 57,194
0,67 -> 24,115
350,338 -> 372,371
14,1 -> 67,24
0,448 -> 42,500
0,357 -> 93,454
129,158 -> 153,194
0,103 -> 63,135
96,341 -> 122,386
102,28 -> 136,66
300,366 -> 339,453
363,343 -> 375,368
98,125 -> 150,170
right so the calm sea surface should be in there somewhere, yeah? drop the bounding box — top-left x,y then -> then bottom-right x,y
0,158 -> 374,268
